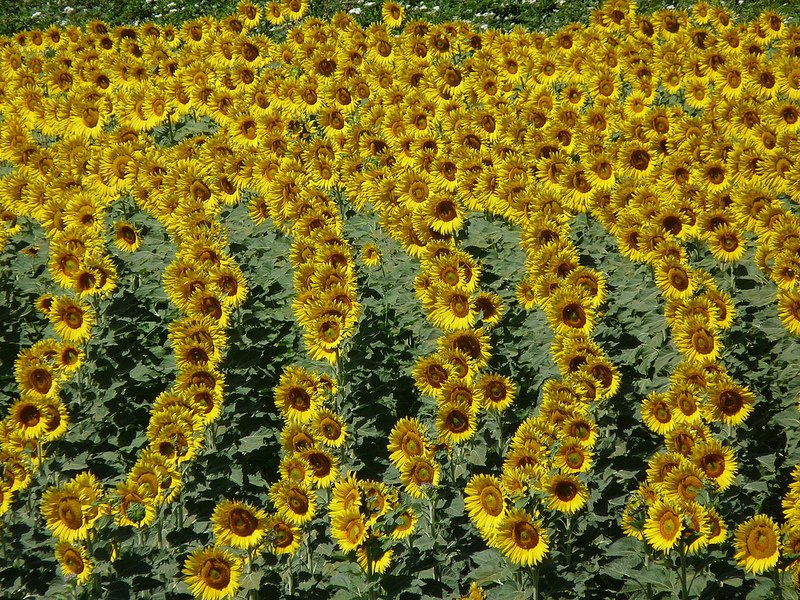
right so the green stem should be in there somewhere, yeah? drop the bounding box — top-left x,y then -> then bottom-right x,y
565,516 -> 574,566
532,565 -> 540,600
493,410 -> 504,457
287,555 -> 295,597
428,494 -> 441,583
678,542 -> 689,600
773,568 -> 785,600
367,569 -> 377,600
305,534 -> 313,576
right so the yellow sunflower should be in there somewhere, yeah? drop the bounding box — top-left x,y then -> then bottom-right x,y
113,220 -> 142,252
400,455 -> 440,499
490,509 -> 549,566
331,508 -> 368,553
464,474 -> 507,534
212,500 -> 267,550
264,513 -> 302,555
691,440 -> 737,491
734,515 -> 781,574
475,373 -> 516,412
48,296 -> 94,343
388,417 -> 431,469
643,500 -> 683,553
704,377 -> 754,427
544,473 -> 588,514
55,542 -> 93,585
545,287 -> 595,336
182,546 -> 243,600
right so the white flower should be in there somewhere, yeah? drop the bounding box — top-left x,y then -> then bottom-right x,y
349,6 -> 362,14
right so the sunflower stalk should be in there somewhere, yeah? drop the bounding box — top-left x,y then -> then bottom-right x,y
773,568 -> 785,600
531,565 -> 540,600
678,541 -> 689,600
286,554 -> 295,596
305,533 -> 314,575
565,515 -> 574,566
428,490 -> 441,584
492,409 -> 504,458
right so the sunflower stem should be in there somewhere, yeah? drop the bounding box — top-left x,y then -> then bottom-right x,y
428,492 -> 441,583
773,568 -> 785,600
532,565 -> 540,600
678,542 -> 689,600
493,409 -> 504,458
305,533 -> 314,576
287,554 -> 295,597
565,515 -> 574,566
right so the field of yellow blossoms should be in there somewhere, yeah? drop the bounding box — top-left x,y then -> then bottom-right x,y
3,0 -> 800,597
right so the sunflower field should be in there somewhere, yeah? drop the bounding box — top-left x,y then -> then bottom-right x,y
5,0 -> 800,598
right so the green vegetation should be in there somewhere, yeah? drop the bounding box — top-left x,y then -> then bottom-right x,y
1,0 -> 798,38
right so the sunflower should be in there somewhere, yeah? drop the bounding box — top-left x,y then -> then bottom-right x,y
641,392 -> 675,435
390,507 -> 417,539
561,415 -> 598,448
666,385 -> 701,425
464,474 -> 506,534
438,329 -> 492,369
40,397 -> 70,441
545,287 -> 595,336
704,377 -> 754,427
554,438 -> 594,474
473,291 -> 504,328
269,480 -> 316,525
331,472 -> 362,515
691,440 -> 737,491
734,515 -> 781,574
331,508 -> 368,552
302,448 -> 339,489
388,417 -> 431,469
41,484 -> 92,542
274,366 -> 322,424
55,542 -> 93,585
475,373 -> 516,412
7,396 -> 49,440
778,289 -> 800,335
428,285 -> 475,331
674,317 -> 721,364
544,473 -> 588,514
412,354 -> 453,397
643,500 -> 683,553
382,2 -> 404,28
360,243 -> 382,267
113,220 -> 142,252
400,455 -> 440,499
212,500 -> 267,550
49,296 -> 94,343
313,409 -> 347,448
706,225 -> 747,262
437,400 -> 477,445
661,464 -> 706,504
356,539 -> 394,575
654,259 -> 695,300
490,509 -> 549,566
182,546 -> 242,600
706,507 -> 728,544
